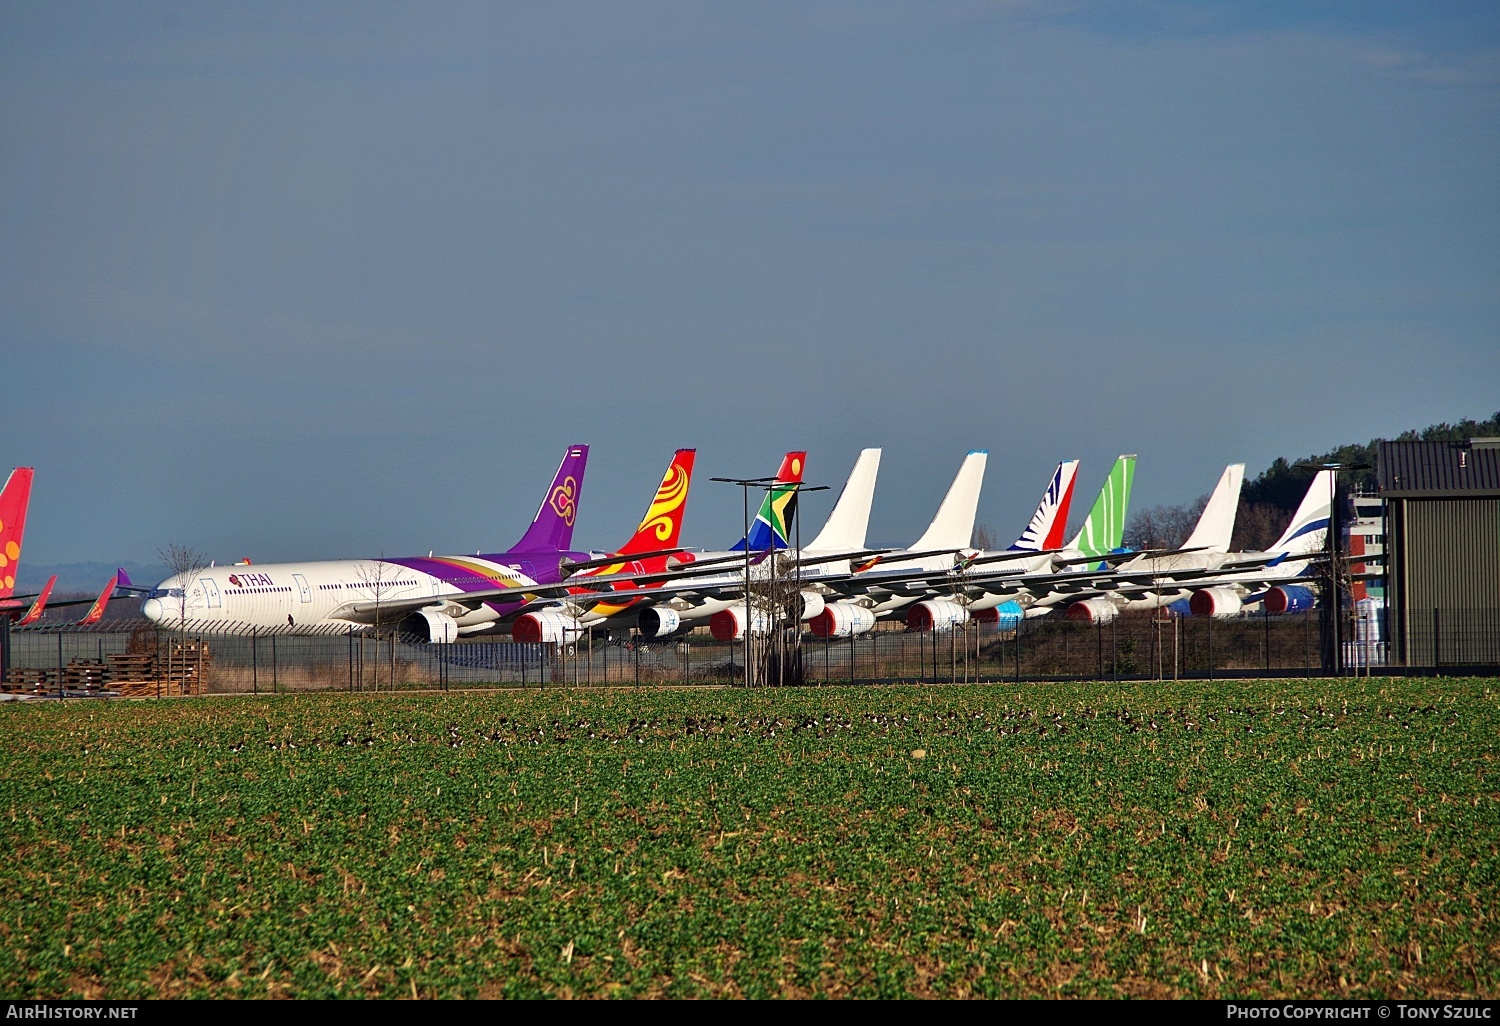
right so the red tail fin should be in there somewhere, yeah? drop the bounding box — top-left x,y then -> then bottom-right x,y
77,578 -> 117,626
618,449 -> 696,556
0,468 -> 35,598
16,575 -> 56,626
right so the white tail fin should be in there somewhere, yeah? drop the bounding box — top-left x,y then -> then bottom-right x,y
1009,460 -> 1079,552
805,449 -> 881,553
909,451 -> 987,552
1270,470 -> 1335,555
1181,464 -> 1244,552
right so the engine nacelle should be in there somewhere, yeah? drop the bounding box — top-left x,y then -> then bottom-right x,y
1066,598 -> 1119,624
1264,584 -> 1316,614
809,603 -> 877,638
709,606 -> 774,642
905,598 -> 971,633
993,600 -> 1024,630
796,590 -> 826,621
401,608 -> 460,644
1189,587 -> 1243,619
511,610 -> 578,645
637,606 -> 684,638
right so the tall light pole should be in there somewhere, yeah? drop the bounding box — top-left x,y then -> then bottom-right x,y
711,475 -> 776,689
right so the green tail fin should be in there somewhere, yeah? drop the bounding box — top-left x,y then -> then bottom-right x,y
1068,455 -> 1136,560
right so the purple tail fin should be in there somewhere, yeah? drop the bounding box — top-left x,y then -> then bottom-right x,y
508,445 -> 589,553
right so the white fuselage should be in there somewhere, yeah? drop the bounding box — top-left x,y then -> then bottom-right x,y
140,555 -> 552,635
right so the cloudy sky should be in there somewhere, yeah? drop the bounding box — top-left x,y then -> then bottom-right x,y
4,1 -> 1497,581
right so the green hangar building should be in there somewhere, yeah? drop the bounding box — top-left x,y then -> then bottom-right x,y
1379,438 -> 1500,669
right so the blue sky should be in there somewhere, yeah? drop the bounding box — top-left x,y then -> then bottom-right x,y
4,1 -> 1497,582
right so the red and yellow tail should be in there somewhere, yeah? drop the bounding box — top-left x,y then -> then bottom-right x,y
0,467 -> 35,598
617,449 -> 696,556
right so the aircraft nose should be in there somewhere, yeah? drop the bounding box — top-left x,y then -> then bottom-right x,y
141,598 -> 163,622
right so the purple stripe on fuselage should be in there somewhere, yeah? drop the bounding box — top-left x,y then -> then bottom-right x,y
390,550 -> 590,614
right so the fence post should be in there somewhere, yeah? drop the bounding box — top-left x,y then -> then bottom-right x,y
1432,608 -> 1440,668
252,628 -> 258,695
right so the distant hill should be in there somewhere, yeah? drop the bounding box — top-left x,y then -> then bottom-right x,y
13,561 -> 159,598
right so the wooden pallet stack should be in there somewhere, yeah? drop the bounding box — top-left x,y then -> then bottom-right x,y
3,639 -> 213,698
104,652 -> 160,696
1,666 -> 55,694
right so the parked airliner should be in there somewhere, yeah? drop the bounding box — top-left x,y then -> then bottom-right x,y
139,446 -> 598,641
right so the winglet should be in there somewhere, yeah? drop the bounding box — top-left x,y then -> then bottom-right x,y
16,575 -> 56,626
77,578 -> 117,626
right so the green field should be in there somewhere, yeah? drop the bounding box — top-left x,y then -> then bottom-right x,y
1,678 -> 1496,999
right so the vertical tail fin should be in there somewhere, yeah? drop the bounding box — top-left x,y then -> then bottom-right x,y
804,448 -> 881,553
508,445 -> 589,553
618,449 -> 696,555
908,451 -> 988,552
1067,455 -> 1136,561
1009,460 -> 1080,552
731,452 -> 806,552
1181,464 -> 1245,552
1269,469 -> 1335,556
0,467 -> 35,598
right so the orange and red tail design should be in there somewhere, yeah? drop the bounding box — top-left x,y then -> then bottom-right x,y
617,449 -> 696,556
0,467 -> 35,598
16,575 -> 56,626
77,578 -> 117,626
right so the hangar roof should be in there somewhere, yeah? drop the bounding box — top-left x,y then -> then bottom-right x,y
1379,439 -> 1500,497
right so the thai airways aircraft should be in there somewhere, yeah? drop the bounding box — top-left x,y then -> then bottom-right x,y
139,446 -> 599,640
509,448 -> 700,643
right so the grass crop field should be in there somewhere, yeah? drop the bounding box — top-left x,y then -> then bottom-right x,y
1,677 -> 1496,999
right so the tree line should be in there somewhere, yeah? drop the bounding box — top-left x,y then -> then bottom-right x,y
1123,410 -> 1500,552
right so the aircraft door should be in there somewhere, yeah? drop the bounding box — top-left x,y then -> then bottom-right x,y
199,577 -> 222,610
293,574 -> 312,604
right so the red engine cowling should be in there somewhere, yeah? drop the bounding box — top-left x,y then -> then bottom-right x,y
809,603 -> 877,638
1189,587 -> 1243,618
905,598 -> 971,633
512,610 -> 578,645
1065,598 -> 1119,624
709,606 -> 774,642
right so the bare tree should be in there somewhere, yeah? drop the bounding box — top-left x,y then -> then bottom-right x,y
1124,494 -> 1208,551
159,544 -> 209,634
972,524 -> 997,551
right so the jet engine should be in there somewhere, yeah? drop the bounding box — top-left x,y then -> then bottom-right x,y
401,608 -> 460,644
1264,584 -> 1316,614
905,598 -> 970,633
1189,587 -> 1243,618
1065,598 -> 1119,624
809,603 -> 876,638
637,606 -> 684,639
511,610 -> 580,645
796,590 -> 826,621
993,600 -> 1024,630
709,607 -> 774,642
